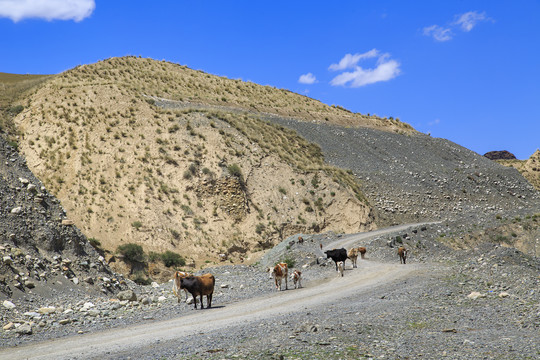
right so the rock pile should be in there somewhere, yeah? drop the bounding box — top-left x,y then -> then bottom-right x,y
0,135 -> 128,331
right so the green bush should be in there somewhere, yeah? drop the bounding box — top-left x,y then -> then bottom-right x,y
8,105 -> 24,116
161,251 -> 186,267
132,221 -> 143,230
278,257 -> 296,269
117,243 -> 146,263
148,251 -> 161,262
227,163 -> 243,179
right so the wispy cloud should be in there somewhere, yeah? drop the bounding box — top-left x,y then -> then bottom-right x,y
423,25 -> 453,42
453,11 -> 489,32
0,0 -> 95,22
298,73 -> 317,85
428,118 -> 441,126
328,49 -> 379,71
423,10 -> 491,42
329,50 -> 401,88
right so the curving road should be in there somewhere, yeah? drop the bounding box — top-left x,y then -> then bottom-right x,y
2,224 -> 433,360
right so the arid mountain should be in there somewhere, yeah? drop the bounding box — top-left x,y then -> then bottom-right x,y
496,149 -> 540,191
7,57 -> 389,273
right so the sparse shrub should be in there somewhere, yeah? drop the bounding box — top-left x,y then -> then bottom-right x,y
117,243 -> 145,263
161,251 -> 186,267
8,105 -> 24,116
168,124 -> 180,133
255,223 -> 265,234
227,163 -> 243,178
279,187 -> 287,195
170,229 -> 181,240
132,221 -> 143,230
148,251 -> 161,262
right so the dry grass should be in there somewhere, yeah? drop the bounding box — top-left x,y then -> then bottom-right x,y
0,72 -> 51,138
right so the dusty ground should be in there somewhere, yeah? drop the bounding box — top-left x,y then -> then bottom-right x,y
2,223 -> 539,360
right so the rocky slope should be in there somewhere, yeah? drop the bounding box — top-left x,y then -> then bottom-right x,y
0,135 -> 128,328
496,149 -> 540,191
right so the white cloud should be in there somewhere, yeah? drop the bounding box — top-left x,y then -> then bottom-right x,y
328,49 -> 379,71
423,25 -> 453,42
329,51 -> 400,88
423,10 -> 492,42
0,0 -> 95,22
428,118 -> 441,126
298,73 -> 317,85
453,11 -> 488,32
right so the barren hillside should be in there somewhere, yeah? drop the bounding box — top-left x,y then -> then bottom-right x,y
496,149 -> 540,191
8,57 -> 386,274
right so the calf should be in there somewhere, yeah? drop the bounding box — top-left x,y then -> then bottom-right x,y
324,248 -> 348,271
337,261 -> 344,277
347,248 -> 359,268
268,262 -> 288,291
357,247 -> 367,259
179,273 -> 215,309
291,269 -> 302,289
398,247 -> 408,264
172,271 -> 192,303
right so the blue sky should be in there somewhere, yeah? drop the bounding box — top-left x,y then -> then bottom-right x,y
1,1 -> 538,159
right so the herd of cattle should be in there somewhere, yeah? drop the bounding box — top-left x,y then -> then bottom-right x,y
172,242 -> 409,310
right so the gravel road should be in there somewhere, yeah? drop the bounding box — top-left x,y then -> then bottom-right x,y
3,222 -> 538,359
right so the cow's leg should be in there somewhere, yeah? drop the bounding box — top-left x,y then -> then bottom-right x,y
207,293 -> 212,308
199,295 -> 204,309
193,295 -> 198,309
285,275 -> 288,290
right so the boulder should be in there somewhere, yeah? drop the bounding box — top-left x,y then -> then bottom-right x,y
2,300 -> 16,310
117,289 -> 137,302
484,151 -> 516,160
15,322 -> 33,335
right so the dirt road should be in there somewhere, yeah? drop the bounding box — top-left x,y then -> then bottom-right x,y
2,225 -> 426,360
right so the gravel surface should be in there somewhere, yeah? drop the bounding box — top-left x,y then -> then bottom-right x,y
1,105 -> 540,359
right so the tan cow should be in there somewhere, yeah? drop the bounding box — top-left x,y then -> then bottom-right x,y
398,247 -> 408,264
347,248 -> 359,268
337,261 -> 344,277
172,271 -> 192,303
268,262 -> 288,291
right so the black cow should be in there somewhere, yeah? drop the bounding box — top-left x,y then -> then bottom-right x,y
324,248 -> 348,271
179,273 -> 215,309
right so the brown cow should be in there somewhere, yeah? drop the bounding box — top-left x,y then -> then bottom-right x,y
398,247 -> 408,264
268,262 -> 288,291
357,246 -> 367,259
172,271 -> 192,303
291,269 -> 302,289
179,273 -> 215,309
298,236 -> 304,244
347,248 -> 359,268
